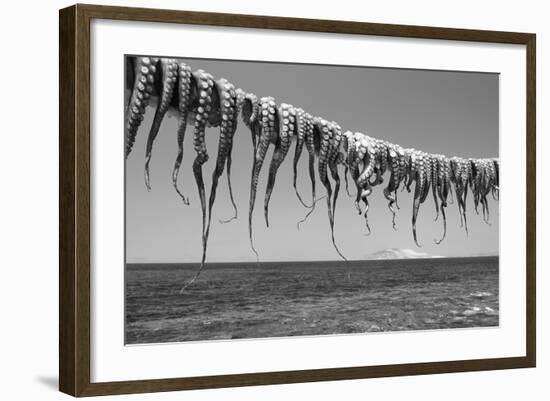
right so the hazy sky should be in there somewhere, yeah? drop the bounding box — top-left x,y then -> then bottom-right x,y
125,57 -> 499,263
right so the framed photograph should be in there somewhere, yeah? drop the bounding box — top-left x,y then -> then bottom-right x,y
59,4 -> 536,397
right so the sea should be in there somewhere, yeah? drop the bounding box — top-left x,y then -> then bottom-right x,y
125,256 -> 498,344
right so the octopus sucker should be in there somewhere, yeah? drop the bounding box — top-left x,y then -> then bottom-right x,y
144,58 -> 178,191
171,62 -> 193,204
248,97 -> 278,258
125,56 -> 159,158
264,103 -> 296,227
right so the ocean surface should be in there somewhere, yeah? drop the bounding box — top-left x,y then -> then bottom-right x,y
125,256 -> 498,344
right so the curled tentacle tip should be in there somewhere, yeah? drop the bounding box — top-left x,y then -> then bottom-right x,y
178,195 -> 190,205
363,224 -> 372,236
144,171 -> 152,191
219,215 -> 237,224
174,187 -> 190,205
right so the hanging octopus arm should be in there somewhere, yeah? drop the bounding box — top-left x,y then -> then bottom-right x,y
124,56 -> 500,288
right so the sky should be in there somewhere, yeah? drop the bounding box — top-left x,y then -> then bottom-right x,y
125,57 -> 499,263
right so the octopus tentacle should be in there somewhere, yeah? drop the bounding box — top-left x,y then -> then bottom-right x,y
405,149 -> 417,193
329,157 -> 344,247
202,78 -> 238,268
481,159 -> 495,225
248,97 -> 278,258
344,166 -> 353,197
221,138 -> 238,224
411,151 -> 425,247
241,93 -> 260,190
171,62 -> 192,204
480,162 -> 492,224
461,159 -> 470,234
328,122 -> 344,239
125,57 -> 158,158
469,159 -> 481,214
344,132 -> 362,214
292,107 -> 313,208
355,133 -> 377,234
297,195 -> 327,229
304,112 -> 317,208
316,118 -> 346,260
492,158 -> 500,200
420,153 -> 432,204
431,154 -> 441,221
220,87 -> 246,224
356,134 -> 377,189
294,113 -> 319,226
343,131 -> 356,199
369,139 -> 389,187
179,70 -> 216,291
384,144 -> 404,229
144,58 -> 178,190
191,70 -> 215,261
451,157 -> 469,234
264,103 -> 296,226
434,156 -> 450,244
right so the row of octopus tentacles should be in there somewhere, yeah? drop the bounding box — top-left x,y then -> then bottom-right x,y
125,56 -> 500,287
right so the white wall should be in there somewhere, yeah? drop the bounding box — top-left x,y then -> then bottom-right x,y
0,0 -> 546,399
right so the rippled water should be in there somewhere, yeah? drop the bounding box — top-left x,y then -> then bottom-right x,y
125,256 -> 498,344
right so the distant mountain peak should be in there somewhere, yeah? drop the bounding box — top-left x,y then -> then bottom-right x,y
366,248 -> 443,260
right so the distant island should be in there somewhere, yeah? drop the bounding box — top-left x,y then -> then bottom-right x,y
366,248 -> 445,260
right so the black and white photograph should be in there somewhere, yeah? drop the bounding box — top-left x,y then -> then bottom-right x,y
124,56 -> 499,345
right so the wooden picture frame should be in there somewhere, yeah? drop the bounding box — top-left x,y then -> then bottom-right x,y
59,3 -> 536,397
